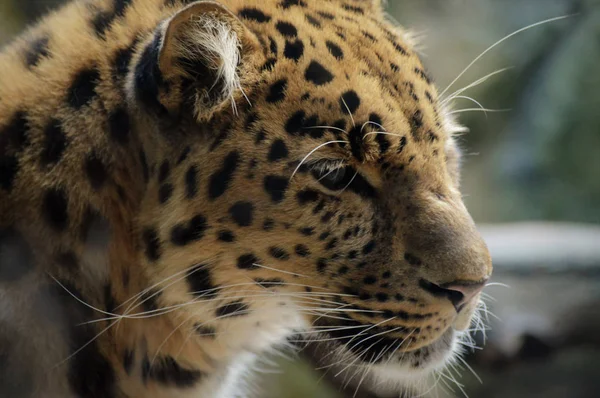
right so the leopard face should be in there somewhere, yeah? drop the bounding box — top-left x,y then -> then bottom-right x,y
127,0 -> 492,393
0,0 -> 492,396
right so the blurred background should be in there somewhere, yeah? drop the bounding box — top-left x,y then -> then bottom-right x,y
2,0 -> 599,397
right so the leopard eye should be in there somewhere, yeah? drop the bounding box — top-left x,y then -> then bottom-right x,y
312,164 -> 354,191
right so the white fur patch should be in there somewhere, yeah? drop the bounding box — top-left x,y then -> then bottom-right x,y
174,15 -> 242,111
193,295 -> 307,397
80,216 -> 111,286
216,295 -> 307,354
441,105 -> 470,136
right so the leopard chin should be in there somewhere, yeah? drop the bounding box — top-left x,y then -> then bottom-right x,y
305,298 -> 484,397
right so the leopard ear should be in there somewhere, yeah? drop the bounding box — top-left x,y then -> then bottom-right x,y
131,1 -> 263,121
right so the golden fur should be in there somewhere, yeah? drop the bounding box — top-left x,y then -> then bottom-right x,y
0,0 -> 492,396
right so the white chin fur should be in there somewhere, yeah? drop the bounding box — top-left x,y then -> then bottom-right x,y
320,302 -> 486,397
364,332 -> 460,396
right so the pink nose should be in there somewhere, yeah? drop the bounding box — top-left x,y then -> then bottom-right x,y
420,278 -> 487,312
441,280 -> 486,311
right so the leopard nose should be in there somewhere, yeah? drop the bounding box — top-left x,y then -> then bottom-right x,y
419,279 -> 487,312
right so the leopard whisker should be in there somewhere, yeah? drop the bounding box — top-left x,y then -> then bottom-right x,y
480,292 -> 497,302
485,282 -> 511,289
456,354 -> 482,384
182,313 -> 372,346
250,262 -> 310,278
346,351 -> 375,393
119,260 -> 213,315
449,95 -> 487,111
313,344 -> 349,371
377,337 -> 403,371
439,368 -> 467,397
448,107 -> 510,116
413,369 -> 443,398
440,15 -> 572,98
442,67 -> 512,105
347,324 -> 406,358
353,341 -> 394,397
446,362 -> 469,398
338,345 -> 374,386
81,290 -> 354,325
49,274 -> 118,318
316,167 -> 339,183
133,255 -> 330,323
302,325 -> 373,337
341,317 -> 395,351
456,340 -> 482,351
478,299 -> 492,327
340,96 -> 356,128
238,83 -> 252,107
338,170 -> 359,195
301,307 -> 383,315
372,332 -> 418,388
475,304 -> 500,322
362,131 -> 404,139
140,292 -> 354,320
311,301 -> 356,325
304,311 -> 359,323
362,120 -> 386,132
290,140 -> 350,181
380,328 -> 416,370
125,270 -> 349,314
437,369 -> 458,394
53,318 -> 118,370
304,125 -> 349,134
315,319 -> 399,374
171,313 -> 203,362
153,305 -> 254,366
293,335 -> 369,344
337,337 -> 385,381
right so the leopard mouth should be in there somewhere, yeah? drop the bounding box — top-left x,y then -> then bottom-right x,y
304,302 -> 481,397
304,325 -> 460,397
309,319 -> 457,367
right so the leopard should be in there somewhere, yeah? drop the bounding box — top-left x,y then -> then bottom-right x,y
0,0 -> 493,397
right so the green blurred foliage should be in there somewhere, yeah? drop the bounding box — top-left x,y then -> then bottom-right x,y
388,0 -> 600,224
263,356 -> 341,398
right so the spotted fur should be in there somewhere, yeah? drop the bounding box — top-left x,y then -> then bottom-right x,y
0,0 -> 492,397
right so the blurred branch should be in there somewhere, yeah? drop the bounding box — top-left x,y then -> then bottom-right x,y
479,222 -> 600,273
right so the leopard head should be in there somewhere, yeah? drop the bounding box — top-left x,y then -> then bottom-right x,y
126,0 -> 492,394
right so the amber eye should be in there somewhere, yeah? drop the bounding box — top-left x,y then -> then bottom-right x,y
310,162 -> 377,198
312,164 -> 354,191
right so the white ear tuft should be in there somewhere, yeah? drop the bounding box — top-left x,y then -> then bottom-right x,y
131,2 -> 262,121
172,14 -> 242,114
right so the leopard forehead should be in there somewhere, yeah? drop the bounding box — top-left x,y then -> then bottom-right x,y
233,0 -> 448,165
160,0 -> 449,158
126,0 -> 455,204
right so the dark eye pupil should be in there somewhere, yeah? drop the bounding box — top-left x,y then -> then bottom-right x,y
312,165 -> 352,191
322,168 -> 346,184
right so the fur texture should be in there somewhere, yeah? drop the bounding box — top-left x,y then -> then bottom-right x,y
0,0 -> 492,397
